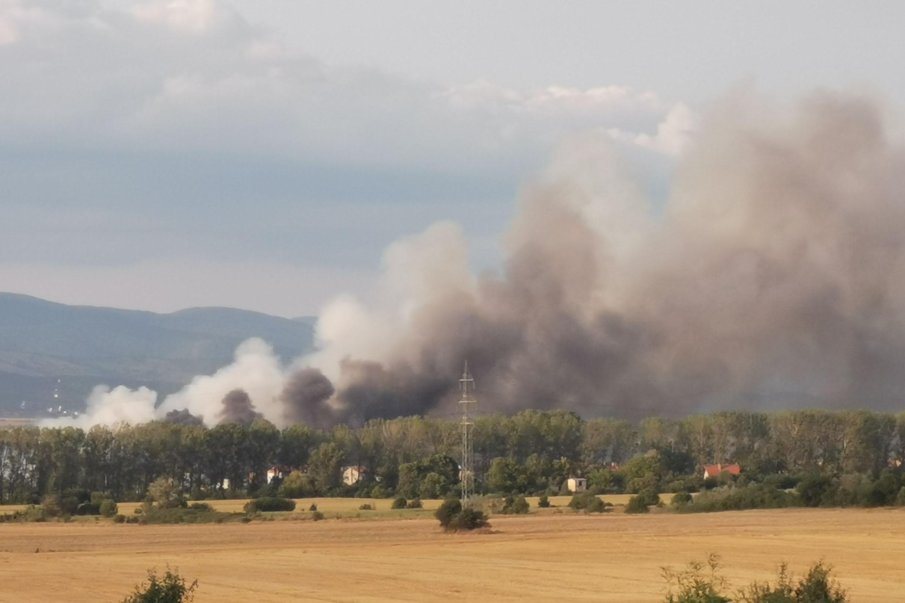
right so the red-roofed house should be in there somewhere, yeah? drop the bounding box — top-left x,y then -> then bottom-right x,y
702,463 -> 741,479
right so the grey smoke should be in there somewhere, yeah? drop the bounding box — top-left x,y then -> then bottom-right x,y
218,388 -> 262,425
302,91 -> 905,422
280,368 -> 335,428
163,408 -> 205,426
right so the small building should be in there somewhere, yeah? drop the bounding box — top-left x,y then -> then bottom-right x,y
565,477 -> 587,493
702,463 -> 741,480
265,465 -> 292,484
341,465 -> 368,486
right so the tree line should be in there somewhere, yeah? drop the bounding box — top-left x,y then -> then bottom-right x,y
1,408 -> 904,505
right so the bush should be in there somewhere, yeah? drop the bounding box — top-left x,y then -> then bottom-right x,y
358,503 -> 374,510
311,510 -> 325,521
146,477 -> 184,510
406,497 -> 423,509
448,507 -> 489,531
435,498 -> 462,529
188,502 -> 212,512
308,503 -> 318,511
671,492 -> 693,507
662,554 -> 730,603
500,495 -> 530,514
121,567 -> 198,603
113,514 -> 127,524
41,495 -> 63,518
625,494 -> 651,514
243,497 -> 296,513
680,484 -> 798,514
797,474 -> 834,507
99,499 -> 119,517
391,497 -> 407,509
737,561 -> 847,603
568,492 -> 605,513
537,495 -> 550,508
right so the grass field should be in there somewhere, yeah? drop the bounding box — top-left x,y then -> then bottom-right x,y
1,506 -> 904,602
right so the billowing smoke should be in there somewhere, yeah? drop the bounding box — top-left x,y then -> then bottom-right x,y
280,367 -> 335,428
306,90 -> 905,420
163,408 -> 205,426
218,388 -> 262,425
48,90 -> 905,428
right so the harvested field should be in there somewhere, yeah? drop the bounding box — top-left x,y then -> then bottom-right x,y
1,507 -> 903,602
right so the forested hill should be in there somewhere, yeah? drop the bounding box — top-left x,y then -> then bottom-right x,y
0,293 -> 316,415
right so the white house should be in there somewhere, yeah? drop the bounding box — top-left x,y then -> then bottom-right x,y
565,477 -> 587,493
341,465 -> 368,486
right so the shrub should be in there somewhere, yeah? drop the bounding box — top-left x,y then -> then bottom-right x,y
121,567 -> 198,603
99,499 -> 119,517
391,497 -> 407,509
500,495 -> 529,514
568,492 -> 605,513
737,561 -> 847,603
448,507 -> 489,531
358,503 -> 374,511
681,484 -> 798,514
113,514 -> 127,524
625,494 -> 651,514
662,554 -> 730,603
537,495 -> 550,508
311,510 -> 325,521
435,498 -> 462,529
41,495 -> 63,518
188,502 -> 212,512
146,477 -> 184,510
671,492 -> 693,507
797,474 -> 834,507
406,497 -> 423,509
308,503 -> 318,511
243,497 -> 296,513
793,562 -> 847,603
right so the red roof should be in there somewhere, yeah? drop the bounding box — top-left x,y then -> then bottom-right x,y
703,463 -> 741,477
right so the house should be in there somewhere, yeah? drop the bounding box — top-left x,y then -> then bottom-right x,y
565,477 -> 587,493
702,463 -> 741,480
341,465 -> 368,486
265,465 -> 292,484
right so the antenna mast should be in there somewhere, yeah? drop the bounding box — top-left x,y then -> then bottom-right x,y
459,361 -> 476,503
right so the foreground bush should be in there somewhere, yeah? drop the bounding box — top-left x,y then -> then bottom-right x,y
122,567 -> 198,603
663,555 -> 847,603
243,497 -> 296,513
391,497 -> 407,509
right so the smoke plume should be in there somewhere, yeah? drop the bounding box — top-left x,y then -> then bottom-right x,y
52,90 -> 905,428
280,367 -> 335,428
305,90 -> 905,420
218,388 -> 262,425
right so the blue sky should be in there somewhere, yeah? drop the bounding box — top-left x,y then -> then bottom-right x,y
2,0 -> 904,317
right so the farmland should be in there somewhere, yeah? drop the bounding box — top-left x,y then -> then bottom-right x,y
1,506 -> 904,602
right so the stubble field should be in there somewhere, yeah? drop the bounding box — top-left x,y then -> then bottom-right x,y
1,506 -> 904,602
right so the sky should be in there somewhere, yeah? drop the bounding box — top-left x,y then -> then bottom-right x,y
2,0 -> 905,318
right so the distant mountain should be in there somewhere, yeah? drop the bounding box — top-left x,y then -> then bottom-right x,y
0,293 -> 316,415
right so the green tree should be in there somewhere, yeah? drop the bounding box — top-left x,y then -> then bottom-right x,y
147,477 -> 183,509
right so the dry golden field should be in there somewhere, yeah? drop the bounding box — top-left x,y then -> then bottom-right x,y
1,507 -> 904,602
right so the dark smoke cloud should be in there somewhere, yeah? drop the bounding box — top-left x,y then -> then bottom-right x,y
304,91 -> 905,422
163,408 -> 205,426
280,368 -> 335,428
218,388 -> 262,425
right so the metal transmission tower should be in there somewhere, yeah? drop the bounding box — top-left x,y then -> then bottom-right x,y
458,362 -> 477,503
